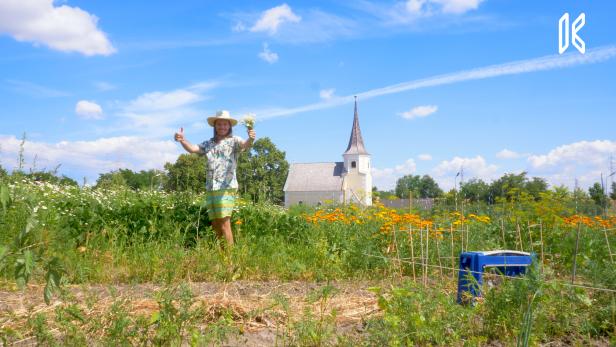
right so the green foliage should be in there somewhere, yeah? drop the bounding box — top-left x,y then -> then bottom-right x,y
164,153 -> 207,192
589,182 -> 608,207
610,182 -> 616,200
96,168 -> 165,191
395,174 -> 443,199
460,178 -> 490,202
237,137 -> 289,204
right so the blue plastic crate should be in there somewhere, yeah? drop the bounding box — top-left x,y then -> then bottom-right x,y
457,250 -> 533,304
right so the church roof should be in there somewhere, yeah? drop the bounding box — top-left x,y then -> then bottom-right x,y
343,97 -> 369,156
283,162 -> 345,192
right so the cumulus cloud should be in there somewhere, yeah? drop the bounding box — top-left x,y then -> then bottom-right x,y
113,81 -> 219,137
418,154 -> 432,161
250,3 -> 301,35
399,105 -> 438,120
526,140 -> 616,189
496,149 -> 522,159
319,88 -> 335,100
432,155 -> 499,189
75,100 -> 103,120
94,81 -> 116,92
528,140 -> 616,169
0,0 -> 115,56
258,43 -> 279,63
0,135 -> 179,183
372,158 -> 417,190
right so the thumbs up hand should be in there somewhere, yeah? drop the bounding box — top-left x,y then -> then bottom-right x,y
174,127 -> 185,142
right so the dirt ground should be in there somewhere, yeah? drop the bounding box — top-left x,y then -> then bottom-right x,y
0,280 -> 386,346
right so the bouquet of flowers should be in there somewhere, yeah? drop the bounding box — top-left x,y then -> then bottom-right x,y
241,113 -> 256,130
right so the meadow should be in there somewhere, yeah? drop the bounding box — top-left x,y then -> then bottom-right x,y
1,176 -> 615,346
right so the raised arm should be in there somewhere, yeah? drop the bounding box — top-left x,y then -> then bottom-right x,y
241,129 -> 256,151
174,128 -> 201,154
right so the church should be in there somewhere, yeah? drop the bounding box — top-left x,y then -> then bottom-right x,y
283,98 -> 372,207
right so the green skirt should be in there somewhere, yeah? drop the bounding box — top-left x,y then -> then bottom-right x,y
205,189 -> 236,220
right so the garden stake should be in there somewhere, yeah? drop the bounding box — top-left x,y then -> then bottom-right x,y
539,220 -> 545,269
604,226 -> 614,264
572,222 -> 582,284
425,225 -> 430,287
409,225 -> 416,282
436,230 -> 443,281
517,222 -> 524,252
450,224 -> 455,281
527,221 -> 534,253
501,218 -> 507,249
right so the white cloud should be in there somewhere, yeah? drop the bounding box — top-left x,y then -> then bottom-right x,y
75,100 -> 103,120
399,105 -> 438,119
526,140 -> 616,189
0,0 -> 115,56
94,81 -> 116,91
250,4 -> 301,35
496,149 -> 521,159
0,135 -> 179,183
319,88 -> 335,100
418,154 -> 432,161
232,21 -> 247,32
372,158 -> 417,190
426,0 -> 483,14
258,43 -> 279,63
111,81 -> 219,137
432,155 -> 499,190
528,140 -> 616,169
258,45 -> 616,119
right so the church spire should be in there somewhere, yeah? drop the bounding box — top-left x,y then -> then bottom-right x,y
344,96 -> 369,155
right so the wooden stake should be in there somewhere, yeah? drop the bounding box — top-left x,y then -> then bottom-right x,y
425,225 -> 430,287
409,225 -> 416,282
572,223 -> 582,284
527,221 -> 534,253
604,226 -> 614,264
420,220 -> 425,285
450,224 -> 455,281
436,230 -> 443,281
465,224 -> 470,252
501,218 -> 506,249
539,220 -> 545,267
517,222 -> 524,252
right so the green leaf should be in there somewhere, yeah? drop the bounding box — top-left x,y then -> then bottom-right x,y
149,311 -> 160,325
0,184 -> 10,211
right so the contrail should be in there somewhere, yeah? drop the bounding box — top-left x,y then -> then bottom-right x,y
259,45 -> 616,119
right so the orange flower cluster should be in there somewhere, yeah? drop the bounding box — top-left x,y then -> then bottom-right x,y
563,215 -> 616,228
450,212 -> 491,226
304,208 -> 362,225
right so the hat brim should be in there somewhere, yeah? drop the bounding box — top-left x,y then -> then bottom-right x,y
207,117 -> 238,127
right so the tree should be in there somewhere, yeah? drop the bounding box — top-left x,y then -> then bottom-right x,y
525,177 -> 548,201
395,174 -> 442,199
237,137 -> 289,204
610,182 -> 616,201
164,154 -> 207,192
96,169 -> 166,190
588,182 -> 608,207
0,164 -> 7,180
488,172 -> 528,202
460,179 -> 489,203
26,171 -> 78,186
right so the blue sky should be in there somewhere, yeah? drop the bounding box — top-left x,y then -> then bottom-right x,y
1,0 -> 615,191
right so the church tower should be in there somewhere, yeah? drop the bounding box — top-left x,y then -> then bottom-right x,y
342,97 -> 372,206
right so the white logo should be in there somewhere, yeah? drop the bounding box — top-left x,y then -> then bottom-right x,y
559,12 -> 585,54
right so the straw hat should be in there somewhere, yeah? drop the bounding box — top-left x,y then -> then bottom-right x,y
207,110 -> 238,127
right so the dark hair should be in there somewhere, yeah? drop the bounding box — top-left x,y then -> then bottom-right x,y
211,120 -> 233,141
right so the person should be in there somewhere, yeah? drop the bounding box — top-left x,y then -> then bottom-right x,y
174,110 -> 256,245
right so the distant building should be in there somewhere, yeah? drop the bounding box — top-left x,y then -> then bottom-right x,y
283,98 -> 372,207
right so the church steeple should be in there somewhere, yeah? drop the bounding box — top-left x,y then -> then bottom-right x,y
343,96 -> 369,155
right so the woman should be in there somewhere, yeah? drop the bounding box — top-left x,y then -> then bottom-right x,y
174,110 -> 256,245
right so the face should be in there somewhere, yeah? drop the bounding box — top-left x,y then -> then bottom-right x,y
214,119 -> 231,136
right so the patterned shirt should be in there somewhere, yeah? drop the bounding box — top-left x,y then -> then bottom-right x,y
198,136 -> 244,191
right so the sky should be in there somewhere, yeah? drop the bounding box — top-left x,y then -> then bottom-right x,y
0,0 -> 615,191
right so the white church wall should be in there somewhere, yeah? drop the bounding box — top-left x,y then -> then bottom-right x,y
284,191 -> 343,208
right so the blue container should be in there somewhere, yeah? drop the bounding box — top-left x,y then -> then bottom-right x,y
457,250 -> 533,304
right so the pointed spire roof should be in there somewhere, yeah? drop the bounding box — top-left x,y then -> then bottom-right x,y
344,96 -> 369,155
